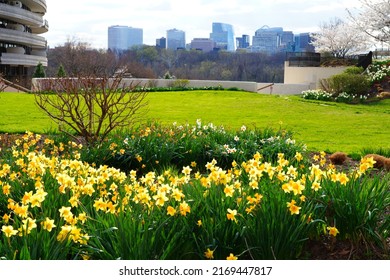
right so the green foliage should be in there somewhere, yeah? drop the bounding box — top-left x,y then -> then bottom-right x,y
33,62 -> 46,78
326,73 -> 371,96
343,66 -> 364,75
0,131 -> 389,260
311,174 -> 390,250
81,121 -> 306,174
56,64 -> 67,78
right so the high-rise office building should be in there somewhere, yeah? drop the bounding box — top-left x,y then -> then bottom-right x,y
190,38 -> 216,52
166,28 -> 186,50
294,33 -> 315,52
236,35 -> 250,49
251,26 -> 283,53
108,25 -> 143,52
251,26 -> 314,53
280,31 -> 294,51
210,22 -> 235,51
0,0 -> 49,86
156,37 -> 167,49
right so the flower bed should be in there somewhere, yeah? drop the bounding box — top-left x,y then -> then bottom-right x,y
0,127 -> 389,260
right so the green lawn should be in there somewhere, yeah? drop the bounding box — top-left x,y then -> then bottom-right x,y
1,91 -> 389,154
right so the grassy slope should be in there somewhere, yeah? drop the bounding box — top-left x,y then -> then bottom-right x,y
1,91 -> 389,154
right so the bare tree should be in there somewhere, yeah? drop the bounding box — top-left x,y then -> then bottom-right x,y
48,37 -> 119,77
311,18 -> 370,58
34,74 -> 148,144
348,0 -> 390,44
0,74 -> 7,92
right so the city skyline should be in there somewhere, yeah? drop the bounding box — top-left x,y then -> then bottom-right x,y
45,0 -> 359,49
106,23 -> 313,54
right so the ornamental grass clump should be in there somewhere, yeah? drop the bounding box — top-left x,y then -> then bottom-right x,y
0,131 -> 388,260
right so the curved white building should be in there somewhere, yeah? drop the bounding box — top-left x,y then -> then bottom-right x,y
0,0 -> 48,85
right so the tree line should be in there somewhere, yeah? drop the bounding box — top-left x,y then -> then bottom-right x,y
46,40 -> 286,83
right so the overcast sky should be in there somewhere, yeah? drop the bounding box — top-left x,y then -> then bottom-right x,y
45,0 -> 359,49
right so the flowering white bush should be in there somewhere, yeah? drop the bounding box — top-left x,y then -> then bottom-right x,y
366,61 -> 390,83
302,89 -> 370,103
301,89 -> 333,101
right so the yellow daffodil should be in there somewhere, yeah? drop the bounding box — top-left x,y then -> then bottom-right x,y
167,206 -> 176,216
153,191 -> 169,207
327,226 -> 340,237
42,218 -> 56,232
338,173 -> 349,186
226,253 -> 238,260
204,248 -> 214,259
291,180 -> 305,195
179,201 -> 191,216
2,183 -> 11,196
182,166 -> 192,176
19,218 -> 37,235
2,213 -> 10,223
171,188 -> 185,201
223,185 -> 235,197
311,181 -> 321,191
2,225 -> 18,238
287,200 -> 301,215
226,208 -> 238,222
295,152 -> 303,162
59,206 -> 73,219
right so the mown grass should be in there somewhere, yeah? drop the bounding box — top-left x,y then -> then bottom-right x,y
0,91 -> 389,154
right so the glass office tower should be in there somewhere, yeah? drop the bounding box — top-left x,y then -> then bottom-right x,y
210,22 -> 235,51
108,25 -> 143,52
166,28 -> 186,50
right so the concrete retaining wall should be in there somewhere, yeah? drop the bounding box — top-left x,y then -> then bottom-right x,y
32,78 -> 310,95
257,83 -> 311,95
124,78 -> 259,92
284,61 -> 347,88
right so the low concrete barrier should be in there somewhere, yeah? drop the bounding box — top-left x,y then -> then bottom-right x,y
32,78 -> 311,95
257,83 -> 311,95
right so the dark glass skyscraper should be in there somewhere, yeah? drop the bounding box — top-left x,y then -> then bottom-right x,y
236,35 -> 250,49
210,22 -> 235,51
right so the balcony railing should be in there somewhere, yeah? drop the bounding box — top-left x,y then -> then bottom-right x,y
21,0 -> 47,13
286,52 -> 321,67
0,3 -> 44,27
0,53 -> 48,67
31,19 -> 49,34
0,28 -> 47,48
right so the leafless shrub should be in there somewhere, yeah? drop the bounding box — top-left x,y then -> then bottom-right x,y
34,75 -> 148,144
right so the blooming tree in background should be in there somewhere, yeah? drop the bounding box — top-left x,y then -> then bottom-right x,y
311,18 -> 370,58
348,0 -> 390,45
